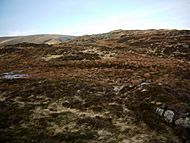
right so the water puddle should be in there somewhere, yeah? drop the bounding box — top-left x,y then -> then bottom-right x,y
0,72 -> 30,79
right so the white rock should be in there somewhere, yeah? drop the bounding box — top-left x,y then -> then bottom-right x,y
184,117 -> 190,128
98,130 -> 112,136
113,85 -> 125,93
140,82 -> 150,86
141,89 -> 148,92
164,110 -> 175,123
175,118 -> 184,126
175,117 -> 190,128
156,107 -> 164,116
151,101 -> 162,105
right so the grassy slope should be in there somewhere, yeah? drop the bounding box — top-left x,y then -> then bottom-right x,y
0,34 -> 73,47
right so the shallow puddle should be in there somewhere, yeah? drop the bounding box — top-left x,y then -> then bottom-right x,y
0,72 -> 30,79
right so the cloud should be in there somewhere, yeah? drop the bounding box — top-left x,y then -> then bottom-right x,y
5,30 -> 37,36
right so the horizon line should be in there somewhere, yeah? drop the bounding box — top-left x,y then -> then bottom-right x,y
1,28 -> 190,37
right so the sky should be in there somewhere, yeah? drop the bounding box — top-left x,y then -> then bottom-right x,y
0,0 -> 190,36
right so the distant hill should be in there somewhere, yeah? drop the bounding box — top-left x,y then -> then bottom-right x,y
0,34 -> 74,47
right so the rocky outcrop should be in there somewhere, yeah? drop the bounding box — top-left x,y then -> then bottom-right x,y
175,117 -> 190,128
164,110 -> 175,123
156,107 -> 164,116
155,107 -> 190,128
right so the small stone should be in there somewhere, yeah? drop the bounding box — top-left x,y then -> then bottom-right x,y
140,82 -> 150,86
77,90 -> 81,93
141,89 -> 148,92
175,118 -> 184,126
98,130 -> 112,136
156,107 -> 164,116
175,117 -> 190,128
113,85 -> 126,94
184,117 -> 190,128
158,83 -> 162,86
62,100 -> 70,107
164,110 -> 175,123
154,102 -> 162,106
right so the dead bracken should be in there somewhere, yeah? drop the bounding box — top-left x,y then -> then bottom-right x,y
0,29 -> 190,143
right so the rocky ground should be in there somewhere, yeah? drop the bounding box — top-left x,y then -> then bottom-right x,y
0,29 -> 190,143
